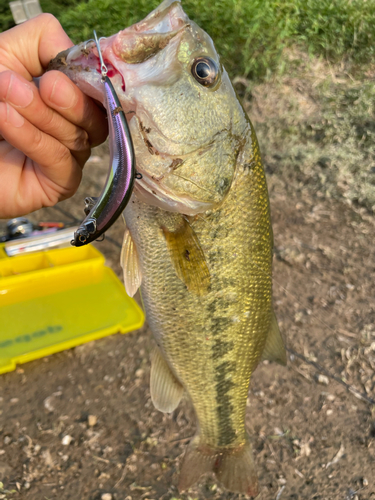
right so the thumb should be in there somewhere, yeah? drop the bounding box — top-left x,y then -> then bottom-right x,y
0,14 -> 73,79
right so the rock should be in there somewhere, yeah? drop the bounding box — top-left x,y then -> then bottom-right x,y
43,396 -> 55,413
317,374 -> 329,385
43,391 -> 62,413
61,435 -> 73,446
42,449 -> 54,467
88,415 -> 97,427
101,494 -> 113,500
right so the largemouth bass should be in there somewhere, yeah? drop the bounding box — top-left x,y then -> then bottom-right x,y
49,0 -> 286,495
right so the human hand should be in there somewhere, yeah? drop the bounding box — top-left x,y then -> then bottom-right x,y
0,14 -> 108,219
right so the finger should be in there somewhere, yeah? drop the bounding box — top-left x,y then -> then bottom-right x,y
0,70 -> 92,167
0,101 -> 82,197
0,141 -> 58,218
39,71 -> 108,148
0,14 -> 72,79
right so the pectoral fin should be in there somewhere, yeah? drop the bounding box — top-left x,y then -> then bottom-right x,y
261,311 -> 287,365
120,227 -> 142,297
150,347 -> 184,413
162,218 -> 210,296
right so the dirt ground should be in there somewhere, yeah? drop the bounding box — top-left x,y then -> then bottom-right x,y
0,127 -> 375,499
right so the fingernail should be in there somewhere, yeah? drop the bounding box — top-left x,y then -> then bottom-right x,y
6,74 -> 34,108
50,76 -> 78,109
5,103 -> 24,128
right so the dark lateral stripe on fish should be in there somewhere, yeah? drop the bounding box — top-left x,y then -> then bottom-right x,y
214,360 -> 237,446
212,338 -> 234,358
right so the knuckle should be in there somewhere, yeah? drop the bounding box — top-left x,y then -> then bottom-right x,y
65,128 -> 90,152
31,127 -> 46,153
32,128 -> 71,167
40,108 -> 56,130
54,142 -> 72,167
73,149 -> 91,169
39,111 -> 90,153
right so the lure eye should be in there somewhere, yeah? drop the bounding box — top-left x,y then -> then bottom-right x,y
191,57 -> 219,88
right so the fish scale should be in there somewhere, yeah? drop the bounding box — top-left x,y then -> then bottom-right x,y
124,122 -> 273,453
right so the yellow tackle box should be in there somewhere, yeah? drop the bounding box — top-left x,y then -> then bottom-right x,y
0,243 -> 144,374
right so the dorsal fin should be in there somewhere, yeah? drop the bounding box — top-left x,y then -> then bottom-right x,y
261,311 -> 287,365
162,218 -> 210,296
120,227 -> 142,297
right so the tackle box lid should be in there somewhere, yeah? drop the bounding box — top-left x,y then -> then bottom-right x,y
0,243 -> 144,374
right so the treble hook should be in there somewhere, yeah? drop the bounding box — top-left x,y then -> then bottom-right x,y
93,30 -> 108,80
83,38 -> 94,50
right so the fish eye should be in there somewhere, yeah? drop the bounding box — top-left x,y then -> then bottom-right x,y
191,57 -> 219,88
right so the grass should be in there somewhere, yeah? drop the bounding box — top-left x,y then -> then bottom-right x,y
0,0 -> 85,32
0,0 -> 17,32
2,0 -> 373,211
58,0 -> 375,80
244,54 -> 375,211
57,0 -> 375,211
2,0 -> 375,81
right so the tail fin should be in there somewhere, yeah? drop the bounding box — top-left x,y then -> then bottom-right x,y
178,436 -> 259,497
215,440 -> 259,496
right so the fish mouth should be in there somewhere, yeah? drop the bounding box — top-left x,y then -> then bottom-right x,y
131,0 -> 188,34
48,0 -> 209,215
49,0 -> 188,90
48,0 -> 190,124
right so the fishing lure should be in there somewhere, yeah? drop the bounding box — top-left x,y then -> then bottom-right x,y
72,30 -> 136,247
